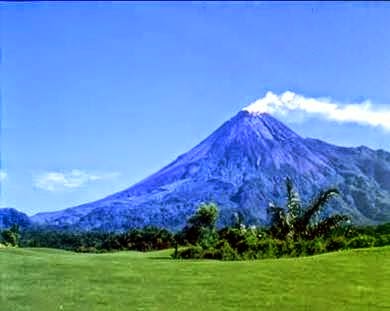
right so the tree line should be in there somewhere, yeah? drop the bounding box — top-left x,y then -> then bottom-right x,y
173,178 -> 390,259
1,178 -> 390,259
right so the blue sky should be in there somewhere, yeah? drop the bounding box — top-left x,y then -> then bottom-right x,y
1,2 -> 390,215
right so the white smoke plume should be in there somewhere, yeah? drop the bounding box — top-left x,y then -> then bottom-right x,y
243,91 -> 390,131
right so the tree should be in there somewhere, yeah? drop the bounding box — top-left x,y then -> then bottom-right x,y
180,203 -> 219,248
267,178 -> 348,240
1,224 -> 20,247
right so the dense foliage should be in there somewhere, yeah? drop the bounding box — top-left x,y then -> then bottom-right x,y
267,177 -> 348,240
0,224 -> 20,247
173,179 -> 390,260
17,226 -> 174,253
1,179 -> 390,259
174,218 -> 390,260
177,203 -> 219,248
0,219 -> 389,259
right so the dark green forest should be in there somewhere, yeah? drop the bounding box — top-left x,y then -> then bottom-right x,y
2,179 -> 390,260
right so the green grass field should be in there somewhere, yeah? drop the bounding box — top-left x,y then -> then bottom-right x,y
1,247 -> 389,311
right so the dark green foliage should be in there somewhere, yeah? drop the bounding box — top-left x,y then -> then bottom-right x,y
255,238 -> 282,259
306,214 -> 349,239
187,203 -> 218,229
296,188 -> 341,236
374,223 -> 390,235
102,227 -> 174,252
267,204 -> 290,240
268,178 -> 347,240
173,199 -> 390,261
10,198 -> 390,261
375,234 -> 390,247
175,245 -> 204,259
180,203 -> 219,247
175,240 -> 240,260
0,224 -> 20,246
325,235 -> 348,252
20,226 -> 174,253
306,238 -> 327,255
207,240 -> 240,261
216,240 -> 239,260
347,235 -> 376,249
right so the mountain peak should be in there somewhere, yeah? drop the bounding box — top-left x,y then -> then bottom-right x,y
30,105 -> 390,231
228,110 -> 301,142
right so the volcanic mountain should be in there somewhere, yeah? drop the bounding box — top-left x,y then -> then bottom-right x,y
0,208 -> 31,229
31,111 -> 390,231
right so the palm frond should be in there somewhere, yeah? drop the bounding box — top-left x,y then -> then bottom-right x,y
298,188 -> 340,231
267,203 -> 289,240
307,214 -> 349,239
286,177 -> 301,222
267,203 -> 286,225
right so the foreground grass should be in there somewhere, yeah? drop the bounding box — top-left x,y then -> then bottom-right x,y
1,247 -> 389,310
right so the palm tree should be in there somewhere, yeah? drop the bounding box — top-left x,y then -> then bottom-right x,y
267,178 -> 348,240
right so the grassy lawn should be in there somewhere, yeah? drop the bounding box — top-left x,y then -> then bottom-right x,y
1,246 -> 389,310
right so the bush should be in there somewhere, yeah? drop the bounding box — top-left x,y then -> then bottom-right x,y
200,247 -> 219,259
375,234 -> 390,247
218,227 -> 245,250
375,223 -> 390,235
347,235 -> 376,249
75,246 -> 99,253
181,203 -> 219,246
256,238 -> 281,259
214,240 -> 240,261
291,239 -> 309,257
284,238 -> 328,257
0,225 -> 20,247
198,228 -> 219,250
175,245 -> 204,259
325,235 -> 348,252
306,238 -> 327,255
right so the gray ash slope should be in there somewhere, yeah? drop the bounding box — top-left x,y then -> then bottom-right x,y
31,111 -> 390,231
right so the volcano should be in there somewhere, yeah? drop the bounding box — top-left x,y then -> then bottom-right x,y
31,111 -> 390,231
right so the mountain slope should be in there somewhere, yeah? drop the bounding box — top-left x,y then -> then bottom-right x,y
31,111 -> 390,231
0,208 -> 31,229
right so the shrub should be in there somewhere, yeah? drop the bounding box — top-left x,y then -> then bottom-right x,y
306,238 -> 327,255
0,225 -> 20,247
347,235 -> 376,249
219,227 -> 245,250
75,246 -> 99,253
201,247 -> 219,259
214,240 -> 240,261
256,238 -> 281,259
325,235 -> 348,252
219,226 -> 265,256
375,223 -> 390,235
198,227 -> 219,250
181,203 -> 219,247
375,234 -> 390,247
290,239 -> 309,257
175,245 -> 204,259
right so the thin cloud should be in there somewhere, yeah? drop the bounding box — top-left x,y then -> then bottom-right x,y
34,169 -> 120,192
243,91 -> 390,131
0,170 -> 7,182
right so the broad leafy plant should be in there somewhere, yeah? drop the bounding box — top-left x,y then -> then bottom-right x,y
267,178 -> 348,240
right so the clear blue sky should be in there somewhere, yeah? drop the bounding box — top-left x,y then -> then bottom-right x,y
1,2 -> 390,215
